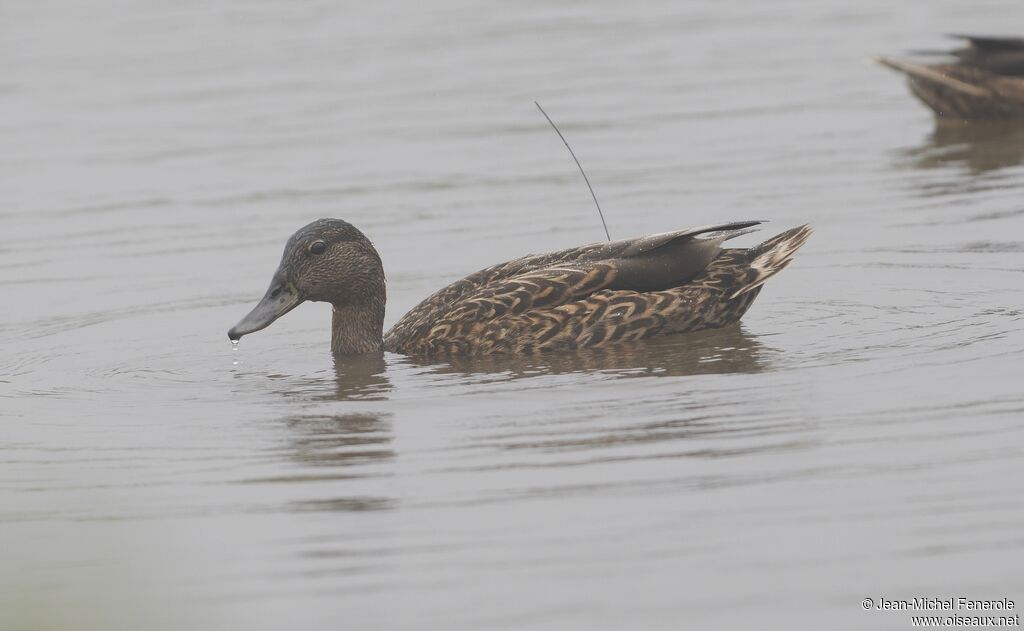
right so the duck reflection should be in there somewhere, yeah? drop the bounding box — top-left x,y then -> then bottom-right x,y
269,352 -> 393,402
900,120 -> 1024,175
329,352 -> 391,400
277,411 -> 396,512
284,412 -> 394,468
414,325 -> 772,379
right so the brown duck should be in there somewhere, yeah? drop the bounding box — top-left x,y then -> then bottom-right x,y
877,35 -> 1024,118
227,219 -> 812,356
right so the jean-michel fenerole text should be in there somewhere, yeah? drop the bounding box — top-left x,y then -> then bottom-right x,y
876,597 -> 1015,612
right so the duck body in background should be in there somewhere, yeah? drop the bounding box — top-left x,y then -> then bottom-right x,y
228,219 -> 812,357
877,35 -> 1024,118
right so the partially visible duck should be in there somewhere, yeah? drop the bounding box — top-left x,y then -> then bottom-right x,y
877,35 -> 1024,118
228,219 -> 811,356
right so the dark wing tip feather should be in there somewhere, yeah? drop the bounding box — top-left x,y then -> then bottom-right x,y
679,220 -> 765,239
690,220 -> 767,244
946,34 -> 1024,51
699,220 -> 765,232
947,33 -> 984,46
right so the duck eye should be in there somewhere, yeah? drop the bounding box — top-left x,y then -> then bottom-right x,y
309,240 -> 327,255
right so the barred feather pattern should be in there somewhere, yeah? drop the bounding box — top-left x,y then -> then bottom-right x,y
383,242 -> 611,347
384,225 -> 812,357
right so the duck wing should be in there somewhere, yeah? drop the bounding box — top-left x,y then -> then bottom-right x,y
384,221 -> 763,354
949,35 -> 1024,75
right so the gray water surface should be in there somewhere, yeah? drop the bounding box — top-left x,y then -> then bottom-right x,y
3,1 -> 1024,630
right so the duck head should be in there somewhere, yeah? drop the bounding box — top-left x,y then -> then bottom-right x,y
228,218 -> 386,354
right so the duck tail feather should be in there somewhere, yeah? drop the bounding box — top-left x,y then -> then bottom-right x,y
730,225 -> 812,299
873,57 -> 990,97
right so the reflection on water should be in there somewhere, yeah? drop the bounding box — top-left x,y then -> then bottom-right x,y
256,358 -> 396,512
420,325 -> 774,379
283,413 -> 394,470
900,121 -> 1024,174
266,353 -> 393,402
269,412 -> 396,512
330,354 -> 391,401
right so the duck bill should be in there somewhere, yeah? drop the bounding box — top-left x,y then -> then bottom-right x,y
228,277 -> 301,341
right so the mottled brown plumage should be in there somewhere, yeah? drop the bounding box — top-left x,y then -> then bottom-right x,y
877,35 -> 1024,118
228,219 -> 812,357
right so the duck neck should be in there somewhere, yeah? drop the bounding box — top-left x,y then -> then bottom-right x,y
331,299 -> 385,355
